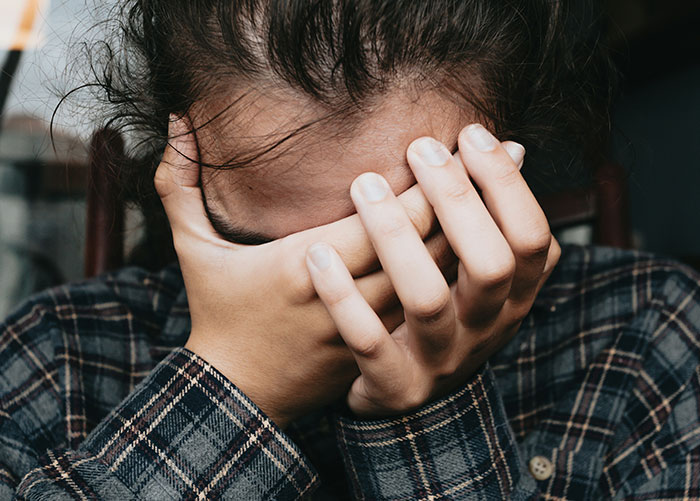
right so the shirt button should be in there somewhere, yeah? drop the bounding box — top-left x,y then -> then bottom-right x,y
529,455 -> 553,481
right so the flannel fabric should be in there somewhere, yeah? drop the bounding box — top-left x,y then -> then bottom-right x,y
1,244 -> 700,500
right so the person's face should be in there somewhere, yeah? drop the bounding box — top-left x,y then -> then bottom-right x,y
196,90 -> 468,244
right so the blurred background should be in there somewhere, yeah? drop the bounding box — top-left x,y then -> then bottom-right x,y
0,0 -> 699,319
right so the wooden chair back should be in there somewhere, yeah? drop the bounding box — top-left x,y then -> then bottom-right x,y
85,129 -> 125,277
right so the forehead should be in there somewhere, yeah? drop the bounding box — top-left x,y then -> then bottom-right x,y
196,90 -> 467,241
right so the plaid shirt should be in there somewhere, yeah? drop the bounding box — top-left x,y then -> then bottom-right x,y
1,244 -> 700,500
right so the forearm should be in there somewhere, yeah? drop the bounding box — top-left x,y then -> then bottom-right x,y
9,348 -> 318,500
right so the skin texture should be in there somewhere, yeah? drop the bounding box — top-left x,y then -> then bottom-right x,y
307,128 -> 559,417
157,116 -> 458,428
157,91 -> 560,426
196,90 -> 469,240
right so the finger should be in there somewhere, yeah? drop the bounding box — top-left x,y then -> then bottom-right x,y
493,237 -> 561,345
458,124 -> 551,304
406,138 -> 515,325
353,220 -> 458,316
473,237 -> 561,358
350,172 -> 456,355
485,239 -> 561,358
322,304 -> 406,347
305,243 -> 406,387
291,136 -> 518,292
534,235 -> 562,293
154,116 -> 230,246
291,222 -> 457,322
502,141 -> 526,170
343,231 -> 457,330
293,181 -> 439,278
289,137 -> 523,295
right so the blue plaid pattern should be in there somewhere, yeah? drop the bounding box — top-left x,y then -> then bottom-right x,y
1,245 -> 700,499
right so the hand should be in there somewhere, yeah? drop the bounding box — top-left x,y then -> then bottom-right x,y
154,116 -> 456,428
305,124 -> 561,418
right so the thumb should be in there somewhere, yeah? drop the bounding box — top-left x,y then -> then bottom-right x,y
154,115 -> 221,243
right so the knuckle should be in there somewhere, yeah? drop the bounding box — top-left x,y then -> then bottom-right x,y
550,238 -> 562,266
475,253 -> 516,289
373,216 -> 409,240
323,286 -> 355,309
514,227 -> 552,260
442,181 -> 477,205
407,290 -> 452,325
353,335 -> 384,360
494,166 -> 521,187
538,237 -> 562,279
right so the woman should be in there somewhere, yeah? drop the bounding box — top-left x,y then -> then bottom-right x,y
2,0 -> 700,499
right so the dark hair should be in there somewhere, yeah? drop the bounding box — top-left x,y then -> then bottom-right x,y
67,0 -> 616,268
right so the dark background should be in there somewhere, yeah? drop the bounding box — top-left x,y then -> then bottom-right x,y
606,0 -> 700,262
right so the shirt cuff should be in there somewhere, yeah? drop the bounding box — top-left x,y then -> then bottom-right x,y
334,364 -> 536,500
75,347 -> 318,499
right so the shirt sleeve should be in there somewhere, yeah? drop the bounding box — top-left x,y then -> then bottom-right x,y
333,363 -> 540,500
10,348 -> 319,500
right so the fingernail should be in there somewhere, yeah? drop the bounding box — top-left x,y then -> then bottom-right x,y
504,142 -> 526,168
411,137 -> 452,167
464,124 -> 498,152
308,243 -> 333,271
357,173 -> 388,202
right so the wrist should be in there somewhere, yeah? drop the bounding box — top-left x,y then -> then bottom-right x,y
184,337 -> 290,429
